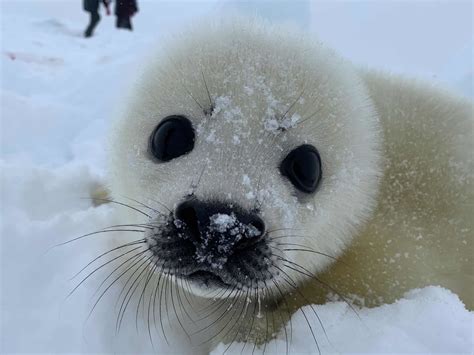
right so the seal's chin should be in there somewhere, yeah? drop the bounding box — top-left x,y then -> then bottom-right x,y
185,270 -> 229,289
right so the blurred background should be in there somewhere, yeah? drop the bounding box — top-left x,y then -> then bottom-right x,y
1,0 -> 472,353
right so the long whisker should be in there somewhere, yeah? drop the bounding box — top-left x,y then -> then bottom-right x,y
169,273 -> 191,339
91,250 -> 146,298
241,283 -> 259,354
201,70 -> 213,114
121,196 -> 167,217
276,259 -> 330,343
86,251 -> 149,322
149,198 -> 172,214
151,266 -> 167,344
70,239 -> 146,280
116,255 -> 155,333
274,266 -> 321,355
159,271 -> 171,342
135,261 -> 157,332
219,290 -> 250,351
53,228 -> 145,248
67,245 -> 145,298
271,243 -> 344,264
279,257 -> 362,323
104,223 -> 155,230
280,88 -> 305,122
82,197 -> 152,218
271,279 -> 293,350
266,228 -> 303,235
146,268 -> 159,351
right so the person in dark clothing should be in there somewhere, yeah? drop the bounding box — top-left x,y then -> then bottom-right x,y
83,0 -> 111,38
115,0 -> 138,31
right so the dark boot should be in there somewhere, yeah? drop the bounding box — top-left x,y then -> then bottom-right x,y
116,16 -> 132,31
84,11 -> 101,37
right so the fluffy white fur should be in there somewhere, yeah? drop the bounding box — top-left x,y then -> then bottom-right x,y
107,19 -> 472,352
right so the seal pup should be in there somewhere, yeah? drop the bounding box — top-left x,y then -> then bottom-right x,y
94,19 -> 472,351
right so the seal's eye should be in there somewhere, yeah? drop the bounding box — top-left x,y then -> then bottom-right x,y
280,144 -> 322,193
149,115 -> 195,162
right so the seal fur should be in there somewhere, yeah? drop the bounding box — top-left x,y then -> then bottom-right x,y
105,19 -> 473,351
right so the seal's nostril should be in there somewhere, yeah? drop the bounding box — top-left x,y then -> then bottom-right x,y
249,216 -> 265,237
174,199 -> 267,266
175,201 -> 200,241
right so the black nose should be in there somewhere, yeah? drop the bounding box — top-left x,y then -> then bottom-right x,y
175,199 -> 265,267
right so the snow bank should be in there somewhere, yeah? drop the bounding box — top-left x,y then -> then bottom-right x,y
212,286 -> 473,354
1,0 -> 472,353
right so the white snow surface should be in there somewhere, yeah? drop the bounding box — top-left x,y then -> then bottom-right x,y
1,0 -> 472,353
212,287 -> 473,355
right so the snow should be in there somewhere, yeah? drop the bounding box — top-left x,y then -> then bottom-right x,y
193,213 -> 261,268
1,0 -> 472,353
212,287 -> 473,354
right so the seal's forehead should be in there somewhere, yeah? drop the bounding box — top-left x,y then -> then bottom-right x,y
139,40 -> 340,149
139,24 -> 335,119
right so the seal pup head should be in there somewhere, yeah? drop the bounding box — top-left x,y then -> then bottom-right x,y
109,20 -> 382,299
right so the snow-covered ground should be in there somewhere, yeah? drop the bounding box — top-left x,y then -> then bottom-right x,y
1,0 -> 472,353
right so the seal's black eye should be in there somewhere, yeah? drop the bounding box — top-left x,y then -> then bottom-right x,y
149,115 -> 195,162
280,144 -> 322,193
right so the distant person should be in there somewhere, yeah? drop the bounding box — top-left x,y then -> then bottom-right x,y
83,0 -> 111,38
115,0 -> 138,31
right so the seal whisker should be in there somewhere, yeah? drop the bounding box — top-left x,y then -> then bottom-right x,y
86,252 -> 149,323
241,282 -> 259,354
189,165 -> 206,196
266,281 -> 289,355
121,196 -> 168,217
181,82 -> 206,113
269,244 -> 340,265
271,279 -> 293,352
270,242 -> 343,264
104,223 -> 155,230
176,274 -> 197,318
266,228 -> 304,234
146,267 -> 159,350
276,255 -> 358,350
150,266 -> 166,343
193,286 -> 241,337
197,286 -> 236,328
279,88 -> 305,124
251,287 -> 261,355
277,260 -> 332,343
67,245 -> 145,298
91,250 -> 146,298
70,239 -> 146,280
260,282 -> 271,355
53,228 -> 146,248
174,271 -> 196,325
159,271 -> 173,342
135,262 -> 157,332
201,70 -> 214,115
115,254 -> 151,309
218,289 -> 249,352
83,197 -> 152,218
148,197 -> 173,214
163,272 -> 172,328
196,285 -> 237,322
116,255 -> 154,333
169,272 -> 192,339
274,266 -> 321,355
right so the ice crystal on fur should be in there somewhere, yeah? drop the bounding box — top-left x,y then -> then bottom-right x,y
194,213 -> 260,269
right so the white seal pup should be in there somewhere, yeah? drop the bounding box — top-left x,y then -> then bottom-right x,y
102,19 -> 472,351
